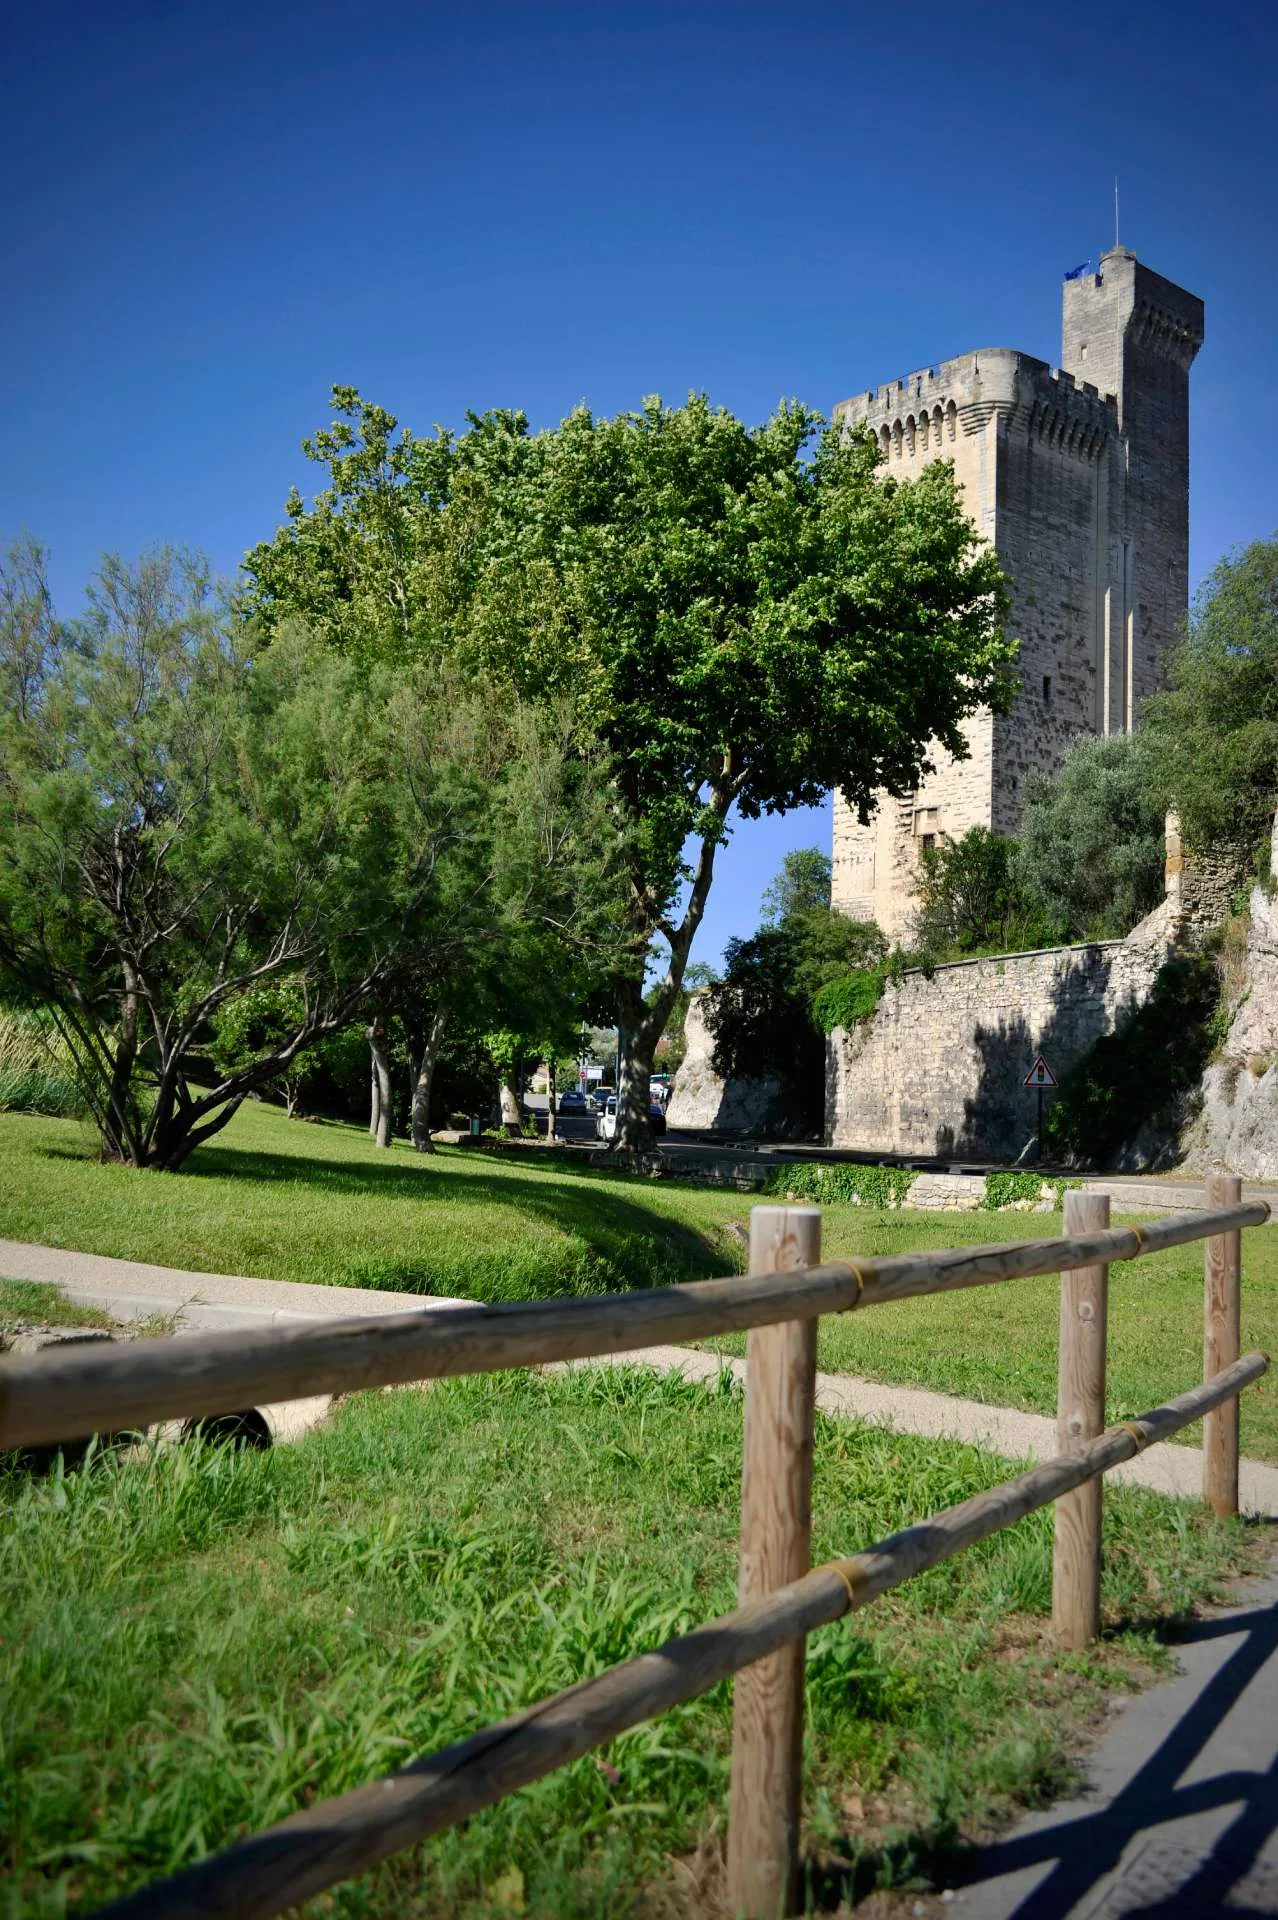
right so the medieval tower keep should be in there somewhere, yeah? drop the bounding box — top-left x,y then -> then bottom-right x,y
831,247 -> 1204,936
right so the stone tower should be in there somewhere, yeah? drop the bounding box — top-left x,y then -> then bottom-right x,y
831,248 -> 1204,937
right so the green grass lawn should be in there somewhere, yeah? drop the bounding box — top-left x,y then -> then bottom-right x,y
712,1212 -> 1278,1467
2,1366 -> 1264,1919
2,1104 -> 1275,1460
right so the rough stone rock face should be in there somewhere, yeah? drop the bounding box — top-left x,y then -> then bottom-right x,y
665,993 -> 788,1136
1181,884 -> 1278,1176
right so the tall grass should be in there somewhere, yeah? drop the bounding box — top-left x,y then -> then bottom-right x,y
0,1009 -> 83,1118
0,1366 -> 1254,1918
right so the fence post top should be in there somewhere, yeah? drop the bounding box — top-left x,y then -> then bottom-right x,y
1063,1188 -> 1110,1229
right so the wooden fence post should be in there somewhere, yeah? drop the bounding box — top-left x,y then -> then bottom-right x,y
726,1205 -> 821,1920
1053,1189 -> 1110,1649
1204,1172 -> 1243,1518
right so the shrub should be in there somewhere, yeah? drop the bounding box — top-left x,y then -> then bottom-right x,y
771,1160 -> 916,1209
912,827 -> 1053,960
0,1007 -> 83,1117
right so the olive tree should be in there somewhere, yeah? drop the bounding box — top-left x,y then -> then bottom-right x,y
1017,734 -> 1165,940
1141,534 -> 1278,866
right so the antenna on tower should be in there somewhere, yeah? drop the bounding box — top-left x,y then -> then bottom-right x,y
1114,177 -> 1120,248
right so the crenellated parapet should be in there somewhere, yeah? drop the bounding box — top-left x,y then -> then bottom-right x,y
1125,297 -> 1203,371
835,348 -> 1118,469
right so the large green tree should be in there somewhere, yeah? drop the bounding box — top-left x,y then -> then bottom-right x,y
249,389 -> 1012,1147
0,545 -> 607,1169
1141,534 -> 1278,864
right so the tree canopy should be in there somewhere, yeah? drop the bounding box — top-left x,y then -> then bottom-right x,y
1017,734 -> 1165,941
1141,534 -> 1278,864
760,847 -> 831,924
0,544 -> 609,1169
248,388 -> 1013,1146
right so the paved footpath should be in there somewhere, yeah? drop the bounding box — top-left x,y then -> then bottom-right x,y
4,1238 -> 1278,1514
950,1558 -> 1278,1918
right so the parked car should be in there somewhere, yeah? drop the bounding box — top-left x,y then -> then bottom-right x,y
595,1097 -> 668,1141
556,1088 -> 589,1114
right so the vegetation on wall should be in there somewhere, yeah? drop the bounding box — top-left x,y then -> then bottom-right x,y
1017,735 -> 1165,941
811,966 -> 886,1034
770,1159 -> 916,1209
1041,950 -> 1225,1167
1142,533 -> 1278,867
981,1171 -> 1049,1212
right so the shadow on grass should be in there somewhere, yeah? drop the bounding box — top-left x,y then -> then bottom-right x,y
138,1139 -> 736,1300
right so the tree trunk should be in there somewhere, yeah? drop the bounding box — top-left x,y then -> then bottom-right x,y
369,1052 -> 380,1138
614,982 -> 658,1152
612,804 -> 731,1153
146,1094 -> 247,1172
547,1054 -> 557,1141
367,1019 -> 394,1149
499,1080 -> 522,1136
100,962 -> 143,1165
410,1007 -> 448,1153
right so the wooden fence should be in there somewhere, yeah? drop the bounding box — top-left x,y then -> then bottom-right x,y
0,1175 -> 1268,1920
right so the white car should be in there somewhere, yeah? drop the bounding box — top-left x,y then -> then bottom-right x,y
594,1095 -> 666,1140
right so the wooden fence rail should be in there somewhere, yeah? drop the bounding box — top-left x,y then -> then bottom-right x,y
0,1203 -> 1266,1450
94,1352 -> 1269,1920
0,1195 -> 1267,1920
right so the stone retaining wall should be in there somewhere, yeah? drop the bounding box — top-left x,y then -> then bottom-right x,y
828,909 -> 1174,1162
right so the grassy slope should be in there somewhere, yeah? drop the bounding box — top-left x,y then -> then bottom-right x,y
1,1106 -> 1275,1460
1,1367 -> 1261,1919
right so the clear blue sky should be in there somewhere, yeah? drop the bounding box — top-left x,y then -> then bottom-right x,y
2,0 -> 1275,968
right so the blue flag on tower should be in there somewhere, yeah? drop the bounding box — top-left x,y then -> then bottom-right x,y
1063,261 -> 1092,281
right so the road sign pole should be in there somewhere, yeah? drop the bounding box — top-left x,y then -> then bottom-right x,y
1025,1054 -> 1056,1162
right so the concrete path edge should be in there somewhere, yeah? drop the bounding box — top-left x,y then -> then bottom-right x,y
4,1238 -> 1278,1513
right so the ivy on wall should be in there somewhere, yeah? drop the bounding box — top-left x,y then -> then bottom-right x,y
811,967 -> 886,1035
769,1160 -> 916,1209
1041,950 -> 1225,1167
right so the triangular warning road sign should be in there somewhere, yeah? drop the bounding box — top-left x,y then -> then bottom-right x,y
1024,1053 -> 1058,1089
